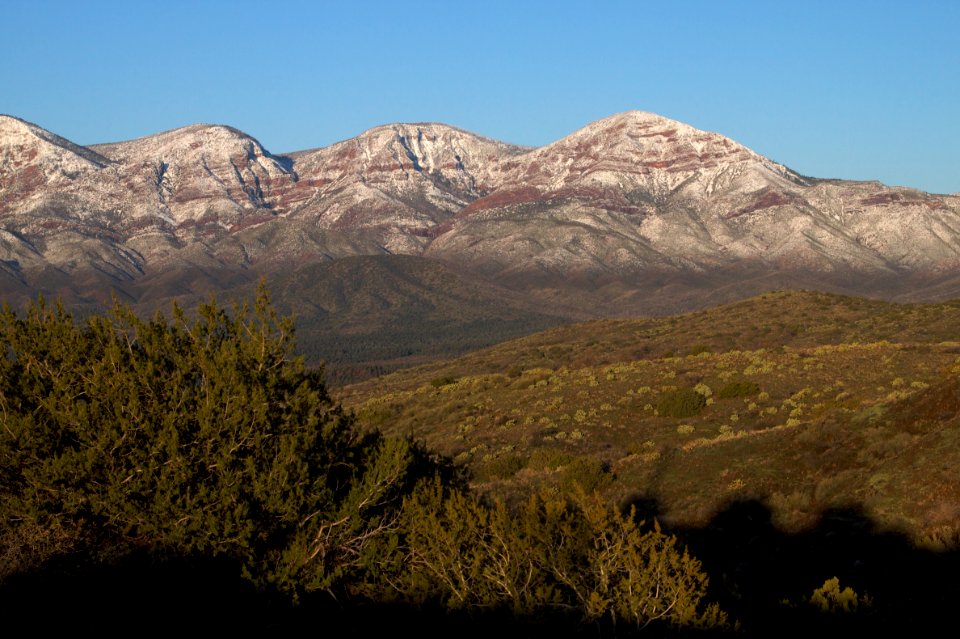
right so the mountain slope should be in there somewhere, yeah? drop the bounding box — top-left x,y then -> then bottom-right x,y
1,111 -> 959,323
121,254 -> 568,385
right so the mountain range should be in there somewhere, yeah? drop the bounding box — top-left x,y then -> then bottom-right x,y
2,110 -> 959,375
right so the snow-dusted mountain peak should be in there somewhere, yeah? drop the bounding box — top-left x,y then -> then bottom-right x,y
574,109 -> 687,131
543,109 -> 784,170
351,121 -> 527,152
91,122 -> 288,170
0,114 -> 111,168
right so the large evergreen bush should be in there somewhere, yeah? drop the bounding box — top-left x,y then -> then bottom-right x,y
0,286 -> 427,595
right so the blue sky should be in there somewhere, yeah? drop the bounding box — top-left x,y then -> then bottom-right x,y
2,1 -> 957,193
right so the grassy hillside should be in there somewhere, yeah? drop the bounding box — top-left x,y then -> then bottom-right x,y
340,290 -> 960,543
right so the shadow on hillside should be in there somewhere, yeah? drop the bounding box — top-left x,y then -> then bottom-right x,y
2,500 -> 958,637
626,495 -> 960,637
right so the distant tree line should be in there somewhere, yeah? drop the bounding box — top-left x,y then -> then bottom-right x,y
295,316 -> 561,385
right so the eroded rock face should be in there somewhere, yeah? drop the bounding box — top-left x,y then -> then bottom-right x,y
276,123 -> 526,255
0,111 -> 958,311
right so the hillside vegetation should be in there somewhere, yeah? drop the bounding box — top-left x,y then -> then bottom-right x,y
5,287 -> 960,634
341,290 -> 960,543
113,254 -> 571,386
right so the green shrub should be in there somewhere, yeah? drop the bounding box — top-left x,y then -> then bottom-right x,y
527,448 -> 575,470
430,375 -> 458,388
717,380 -> 761,399
687,344 -> 712,356
0,287 -> 436,596
473,453 -> 525,481
656,388 -> 707,418
559,457 -> 612,493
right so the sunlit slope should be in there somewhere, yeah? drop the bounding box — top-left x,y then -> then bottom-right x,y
340,290 -> 960,541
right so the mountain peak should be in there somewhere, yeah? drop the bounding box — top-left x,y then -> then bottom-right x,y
89,122 -> 293,182
481,109 -> 801,197
0,114 -> 111,168
92,122 -> 273,155
357,121 -> 475,138
564,110 -> 696,138
595,109 -> 680,126
354,121 -> 521,148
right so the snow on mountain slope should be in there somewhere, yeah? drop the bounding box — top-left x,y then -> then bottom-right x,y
1,111 -> 958,312
279,123 -> 525,254
426,112 -> 960,281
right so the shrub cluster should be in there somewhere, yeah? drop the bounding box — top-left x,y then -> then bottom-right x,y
717,380 -> 761,399
656,388 -> 707,418
430,376 -> 458,388
0,287 -> 430,595
399,484 -> 725,630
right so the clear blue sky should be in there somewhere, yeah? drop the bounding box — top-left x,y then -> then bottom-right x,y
2,1 -> 957,193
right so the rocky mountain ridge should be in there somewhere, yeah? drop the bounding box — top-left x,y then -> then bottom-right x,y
1,111 -> 959,314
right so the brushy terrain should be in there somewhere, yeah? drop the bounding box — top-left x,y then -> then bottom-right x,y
0,287 -> 724,637
338,290 -> 960,634
341,290 -> 960,545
